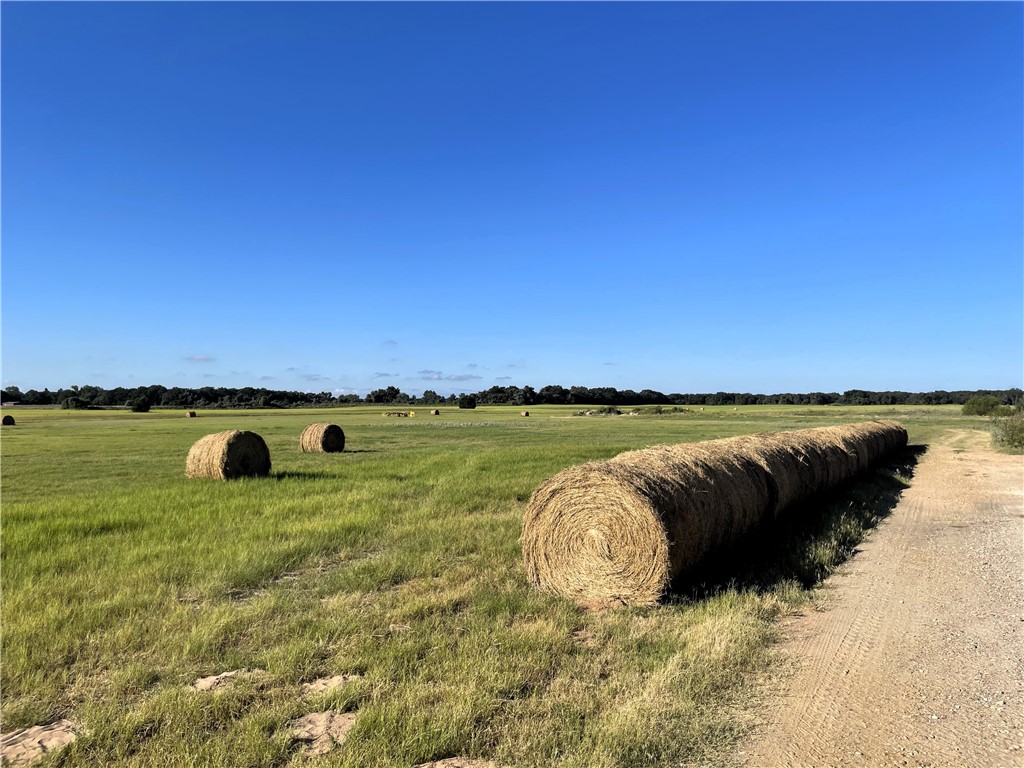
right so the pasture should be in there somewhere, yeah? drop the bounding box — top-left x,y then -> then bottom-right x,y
0,405 -> 977,766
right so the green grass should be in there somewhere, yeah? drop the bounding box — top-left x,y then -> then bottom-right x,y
0,404 -> 975,766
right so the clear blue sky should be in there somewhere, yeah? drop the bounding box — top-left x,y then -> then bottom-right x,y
3,2 -> 1021,396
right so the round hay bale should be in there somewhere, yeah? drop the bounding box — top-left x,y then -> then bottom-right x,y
523,421 -> 907,606
300,423 -> 345,453
185,411 -> 197,418
186,430 -> 271,480
2,414 -> 15,426
430,409 -> 440,416
521,410 -> 530,417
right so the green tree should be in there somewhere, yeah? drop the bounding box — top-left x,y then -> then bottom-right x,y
962,396 -> 1001,416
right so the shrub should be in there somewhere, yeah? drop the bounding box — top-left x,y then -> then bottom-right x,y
130,398 -> 152,413
60,397 -> 88,410
962,396 -> 1002,416
993,409 -> 1024,450
993,412 -> 1024,449
457,394 -> 477,409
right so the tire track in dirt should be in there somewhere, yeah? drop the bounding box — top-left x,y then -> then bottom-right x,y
739,429 -> 1023,768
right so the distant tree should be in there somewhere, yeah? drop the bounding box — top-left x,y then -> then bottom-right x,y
420,389 -> 444,405
1,386 -> 24,402
457,394 -> 477,409
130,397 -> 152,413
537,385 -> 569,404
962,396 -> 1001,416
60,396 -> 88,410
367,386 -> 405,404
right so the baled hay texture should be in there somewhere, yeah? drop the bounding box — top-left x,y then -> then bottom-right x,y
523,420 -> 907,606
185,411 -> 197,418
300,423 -> 345,453
521,411 -> 530,417
186,430 -> 271,480
430,409 -> 440,415
2,415 -> 14,426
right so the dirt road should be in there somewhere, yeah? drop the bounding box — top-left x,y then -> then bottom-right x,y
740,429 -> 1023,768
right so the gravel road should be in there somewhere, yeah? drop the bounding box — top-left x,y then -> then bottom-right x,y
740,429 -> 1023,768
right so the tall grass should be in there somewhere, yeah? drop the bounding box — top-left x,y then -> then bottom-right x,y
0,405 -> 965,766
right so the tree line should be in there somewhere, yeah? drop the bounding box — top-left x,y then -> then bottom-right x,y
2,383 -> 1021,410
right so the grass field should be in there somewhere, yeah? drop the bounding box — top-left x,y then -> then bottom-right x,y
0,404 -> 983,766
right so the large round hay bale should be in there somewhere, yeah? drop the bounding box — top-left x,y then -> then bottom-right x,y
523,421 -> 907,606
521,411 -> 530,417
300,423 -> 345,453
186,430 -> 271,480
430,409 -> 440,416
185,411 -> 197,418
2,414 -> 15,426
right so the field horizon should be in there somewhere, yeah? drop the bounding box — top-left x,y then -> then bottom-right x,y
0,404 -> 996,765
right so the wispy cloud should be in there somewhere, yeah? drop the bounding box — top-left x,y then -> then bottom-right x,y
285,367 -> 298,372
382,339 -> 398,346
373,372 -> 399,379
301,373 -> 330,383
259,375 -> 276,381
602,362 -> 616,366
185,354 -> 215,363
418,369 -> 482,382
496,376 -> 512,381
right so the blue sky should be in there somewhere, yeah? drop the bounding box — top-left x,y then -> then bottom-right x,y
3,2 -> 1021,396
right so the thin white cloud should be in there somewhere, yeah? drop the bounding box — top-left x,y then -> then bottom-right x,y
301,373 -> 330,383
185,355 -> 215,363
418,369 -> 482,382
374,372 -> 399,379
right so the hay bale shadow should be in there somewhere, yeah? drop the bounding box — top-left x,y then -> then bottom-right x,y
671,444 -> 927,600
273,471 -> 333,481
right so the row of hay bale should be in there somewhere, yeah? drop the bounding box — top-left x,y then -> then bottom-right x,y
186,423 -> 345,480
522,420 -> 908,607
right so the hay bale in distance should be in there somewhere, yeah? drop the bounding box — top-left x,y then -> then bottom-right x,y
185,411 -> 197,418
1,414 -> 15,426
430,409 -> 440,416
521,410 -> 530,417
300,423 -> 345,453
186,430 -> 271,480
522,420 -> 908,607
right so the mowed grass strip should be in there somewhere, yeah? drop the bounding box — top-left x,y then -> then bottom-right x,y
0,405 -> 969,766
